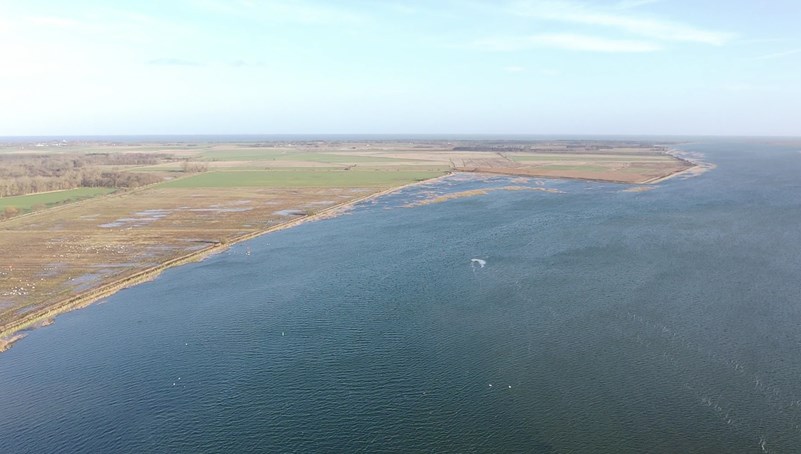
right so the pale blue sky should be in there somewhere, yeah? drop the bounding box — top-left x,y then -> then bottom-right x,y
2,0 -> 799,136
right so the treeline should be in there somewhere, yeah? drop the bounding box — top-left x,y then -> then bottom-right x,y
0,153 -> 165,197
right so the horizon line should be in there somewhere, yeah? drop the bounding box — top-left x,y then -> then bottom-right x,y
1,133 -> 800,140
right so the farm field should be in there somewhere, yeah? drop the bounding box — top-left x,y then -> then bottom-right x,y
200,149 -> 410,163
0,188 -> 114,213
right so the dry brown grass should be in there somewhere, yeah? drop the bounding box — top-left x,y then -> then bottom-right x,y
0,185 -> 381,329
450,152 -> 691,184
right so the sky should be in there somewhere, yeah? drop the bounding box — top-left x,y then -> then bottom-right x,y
1,0 -> 800,136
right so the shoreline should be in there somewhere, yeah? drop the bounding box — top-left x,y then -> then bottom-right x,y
0,174 -> 452,352
0,149 -> 704,353
643,148 -> 714,184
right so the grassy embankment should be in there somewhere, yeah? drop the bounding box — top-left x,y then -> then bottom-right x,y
0,188 -> 114,213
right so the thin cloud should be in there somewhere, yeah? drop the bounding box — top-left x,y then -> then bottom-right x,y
755,48 -> 801,60
147,58 -> 204,66
503,65 -> 526,72
510,0 -> 732,45
537,68 -> 562,76
254,1 -> 365,24
615,0 -> 662,9
385,3 -> 419,15
28,16 -> 82,28
475,33 -> 661,53
228,59 -> 266,67
722,83 -> 775,92
193,0 -> 367,25
23,8 -> 205,47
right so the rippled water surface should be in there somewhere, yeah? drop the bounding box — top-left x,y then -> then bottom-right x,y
2,139 -> 801,453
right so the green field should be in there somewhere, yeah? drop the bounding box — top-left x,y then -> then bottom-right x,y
199,149 -> 289,161
0,188 -> 114,212
200,149 -> 412,163
158,170 -> 445,188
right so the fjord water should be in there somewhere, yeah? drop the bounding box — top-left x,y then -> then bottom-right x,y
2,139 -> 801,453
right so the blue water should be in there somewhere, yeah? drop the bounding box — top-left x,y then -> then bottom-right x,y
2,139 -> 801,452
